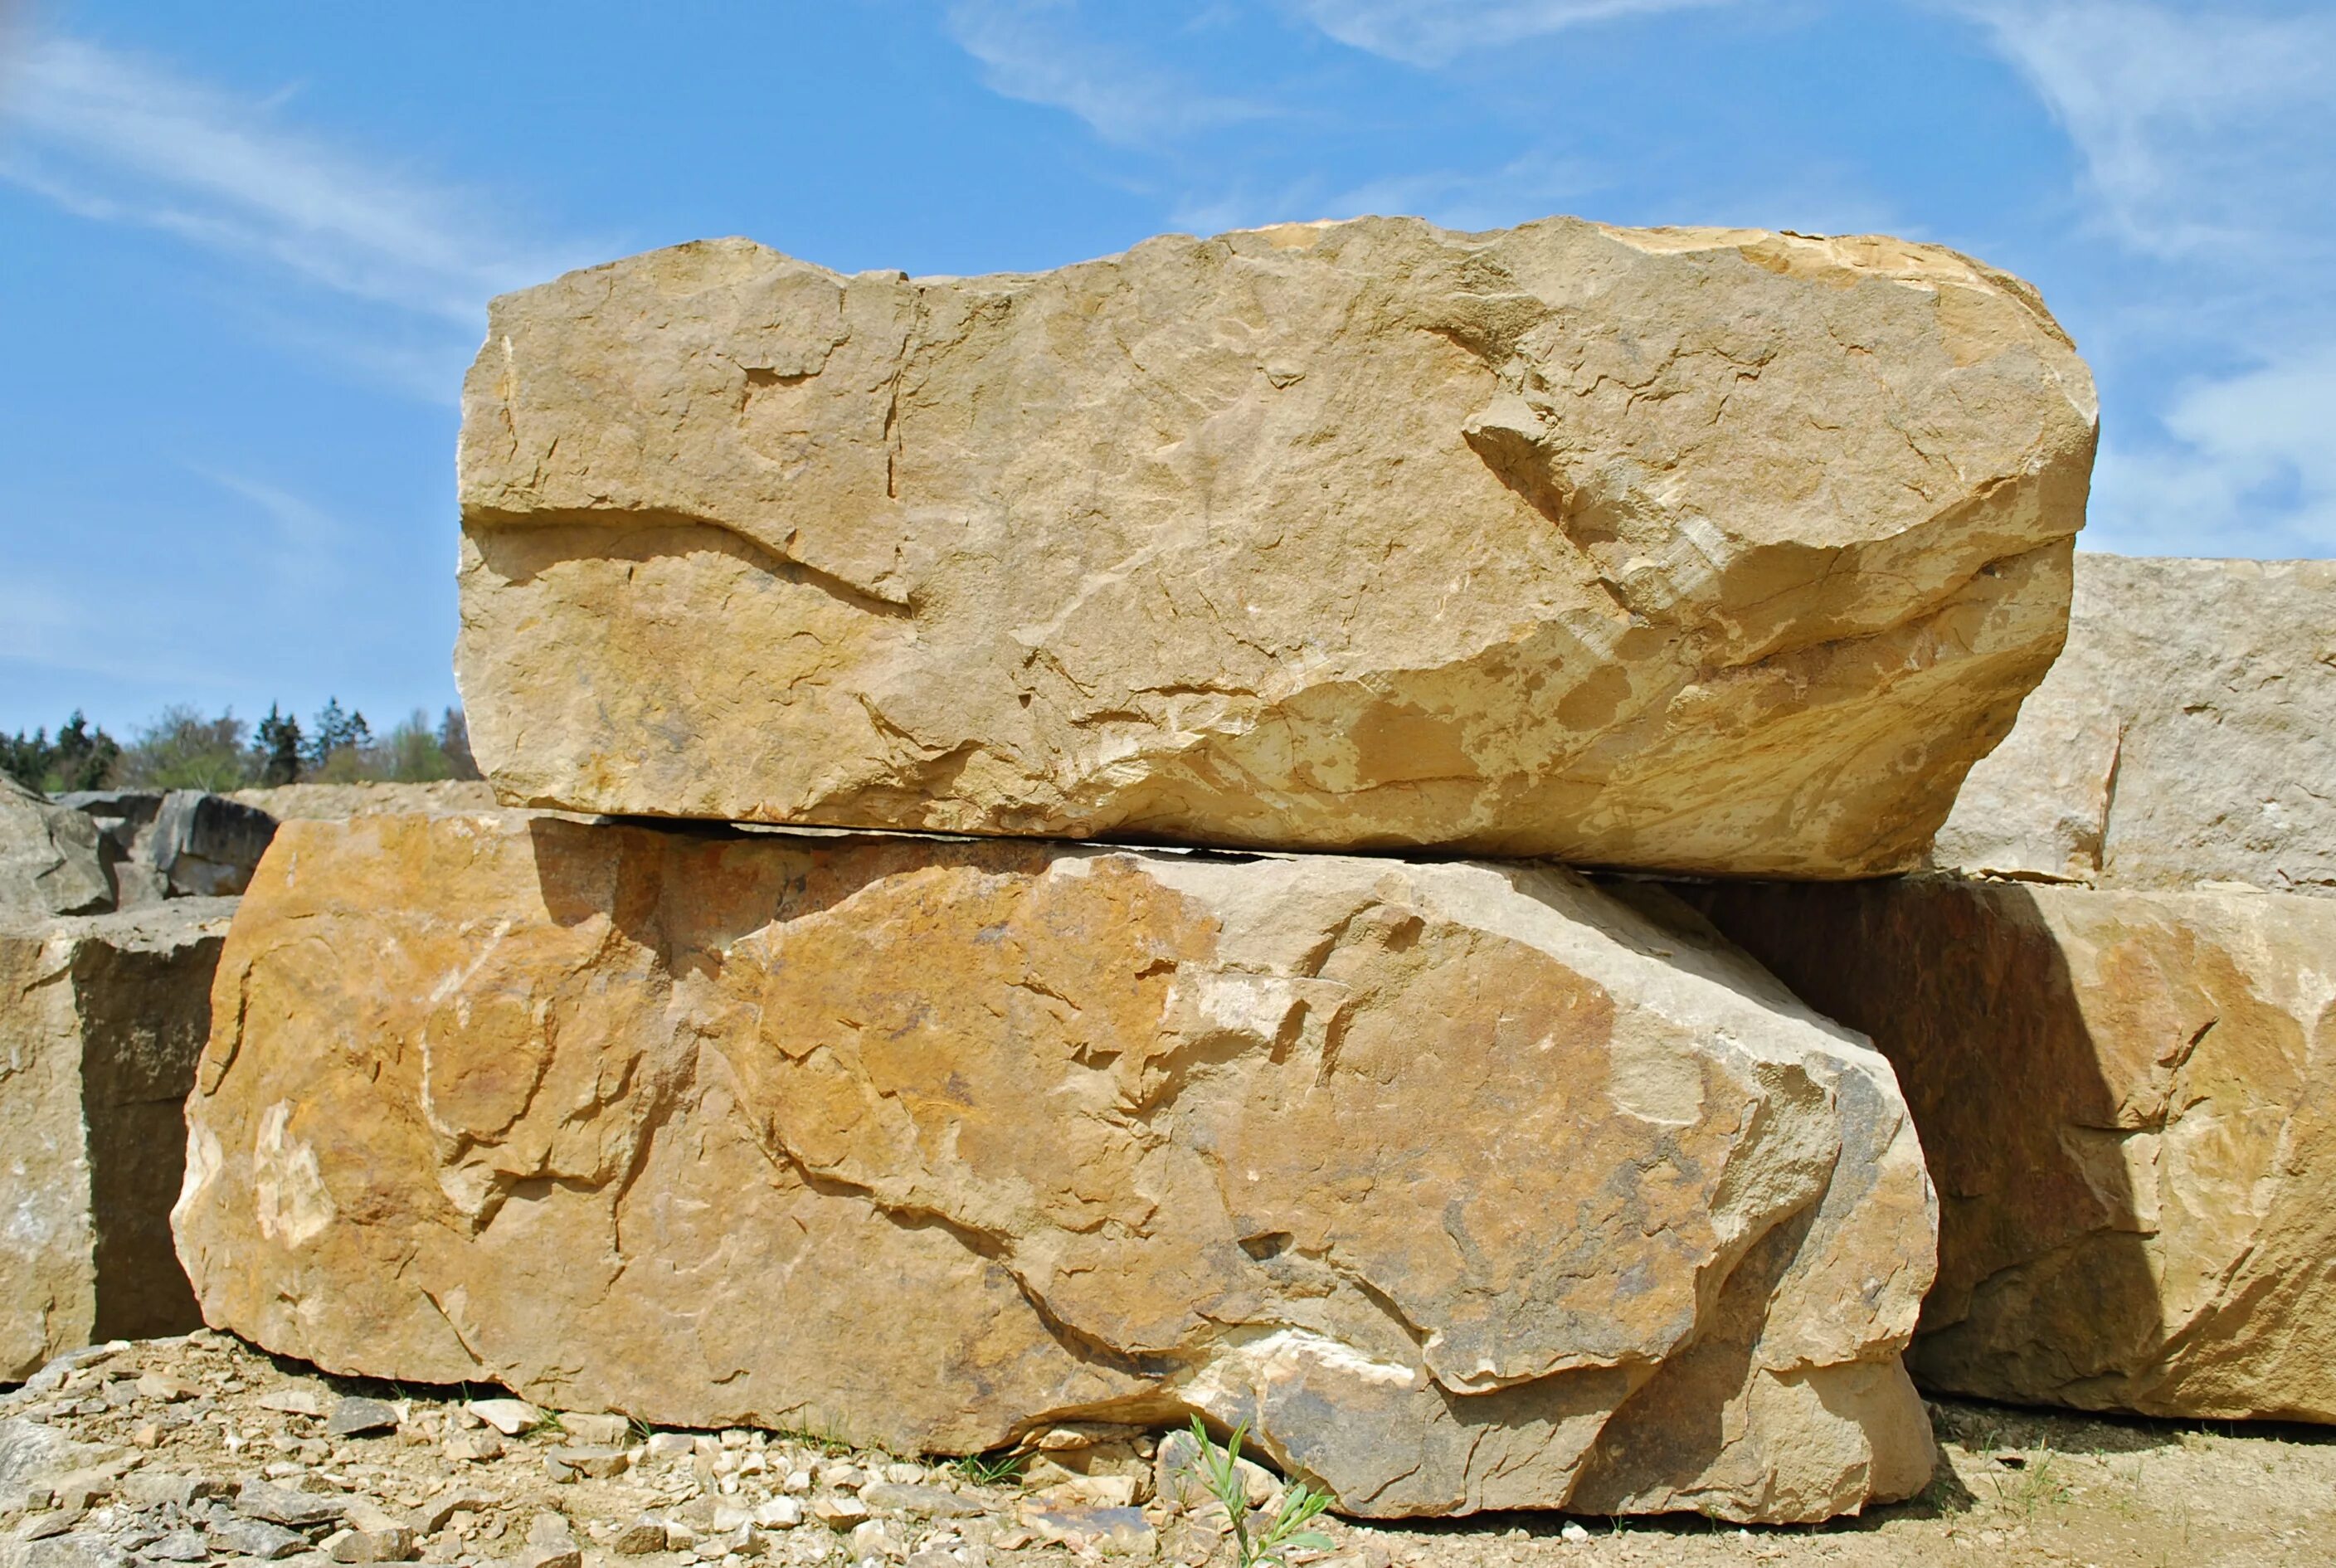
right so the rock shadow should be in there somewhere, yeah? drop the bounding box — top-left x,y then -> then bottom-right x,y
1671,875 -> 2166,1419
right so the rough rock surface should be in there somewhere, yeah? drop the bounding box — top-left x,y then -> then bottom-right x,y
1682,875 -> 2336,1422
456,216 -> 2096,874
178,811 -> 1937,1522
0,782 -> 109,921
1934,554 -> 2336,894
226,782 -> 497,821
2,901 -> 234,1380
53,794 -> 279,905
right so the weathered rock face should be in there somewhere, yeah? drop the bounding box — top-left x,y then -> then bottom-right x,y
226,780 -> 499,821
2,900 -> 234,1379
456,217 -> 2095,874
1934,554 -> 2336,894
56,790 -> 280,903
178,811 -> 1937,1520
1682,876 -> 2336,1422
1,778 -> 110,919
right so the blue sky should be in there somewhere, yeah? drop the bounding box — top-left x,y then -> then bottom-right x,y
2,0 -> 2331,738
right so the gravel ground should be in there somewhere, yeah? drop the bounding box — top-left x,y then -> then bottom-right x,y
2,1334 -> 2329,1568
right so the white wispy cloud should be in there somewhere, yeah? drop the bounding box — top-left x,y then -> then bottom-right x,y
1944,0 -> 2336,261
2087,349 -> 2336,555
1945,2 -> 2336,556
195,468 -> 353,594
942,0 -> 1273,146
0,33 -> 587,326
1291,0 -> 1740,67
1171,151 -> 1603,236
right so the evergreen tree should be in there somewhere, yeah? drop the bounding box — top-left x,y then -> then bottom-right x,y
52,712 -> 119,791
255,706 -> 304,786
1,712 -> 120,793
307,698 -> 352,768
437,706 -> 481,780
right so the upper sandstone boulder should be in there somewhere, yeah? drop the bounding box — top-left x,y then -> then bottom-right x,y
1934,554 -> 2336,894
178,811 -> 1936,1521
457,217 -> 2096,874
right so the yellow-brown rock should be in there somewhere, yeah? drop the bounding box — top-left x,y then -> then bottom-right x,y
455,217 -> 2095,874
1684,876 -> 2336,1422
1934,553 -> 2336,894
176,812 -> 1938,1520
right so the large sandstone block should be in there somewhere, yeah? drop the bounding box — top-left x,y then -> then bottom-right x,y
1684,876 -> 2336,1422
1934,554 -> 2336,894
456,216 -> 2095,874
2,899 -> 233,1379
176,811 -> 1937,1521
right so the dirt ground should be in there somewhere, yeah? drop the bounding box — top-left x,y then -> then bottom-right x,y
3,1333 -> 2329,1568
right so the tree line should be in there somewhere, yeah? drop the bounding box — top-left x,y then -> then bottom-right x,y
2,701 -> 480,796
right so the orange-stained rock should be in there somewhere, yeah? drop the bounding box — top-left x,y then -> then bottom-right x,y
1684,876 -> 2336,1422
455,217 -> 2095,874
176,812 -> 1937,1521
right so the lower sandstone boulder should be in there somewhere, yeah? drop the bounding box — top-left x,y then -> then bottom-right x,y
1685,877 -> 2336,1421
1934,554 -> 2336,894
2,899 -> 233,1378
176,812 -> 1936,1521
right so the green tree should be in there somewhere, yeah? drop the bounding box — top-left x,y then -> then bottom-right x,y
1,711 -> 124,793
437,706 -> 481,780
253,706 -> 304,786
306,698 -> 374,779
114,707 -> 253,791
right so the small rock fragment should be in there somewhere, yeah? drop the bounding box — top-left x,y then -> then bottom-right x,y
846,1522 -> 903,1561
22,1511 -> 84,1541
236,1479 -> 344,1529
207,1517 -> 309,1560
414,1489 -> 494,1534
611,1517 -> 669,1556
440,1432 -> 503,1464
327,1526 -> 419,1562
810,1497 -> 869,1529
324,1399 -> 400,1439
548,1446 -> 629,1479
556,1413 -> 630,1447
859,1485 -> 982,1521
751,1499 -> 803,1531
146,1531 -> 210,1562
645,1434 -> 694,1460
462,1400 -> 539,1438
122,1473 -> 202,1510
255,1391 -> 327,1419
1019,1505 -> 1155,1556
134,1375 -> 197,1405
520,1513 -> 582,1568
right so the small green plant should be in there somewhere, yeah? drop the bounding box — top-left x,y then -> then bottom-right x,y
1990,1446 -> 2071,1518
951,1449 -> 1029,1485
1185,1415 -> 1334,1568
